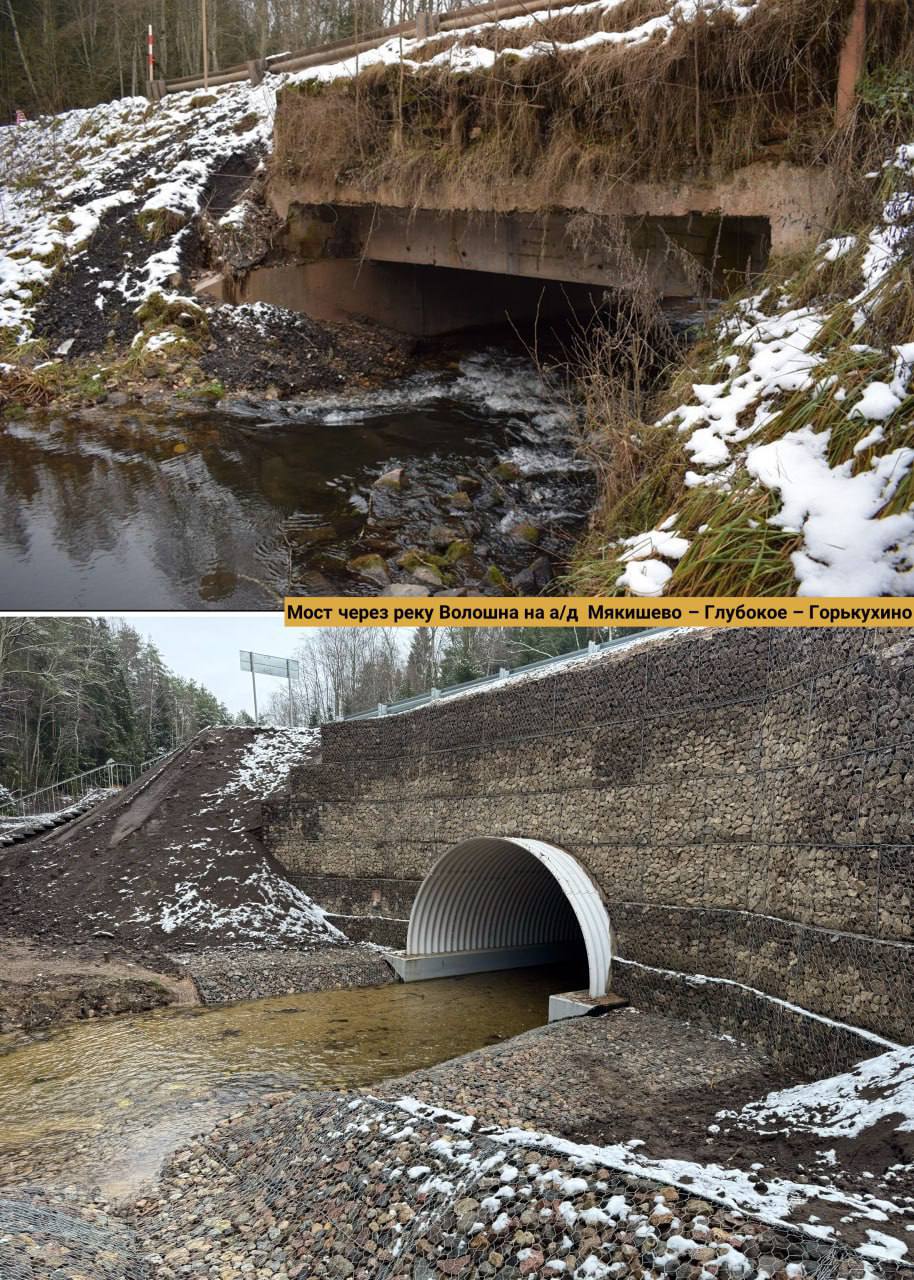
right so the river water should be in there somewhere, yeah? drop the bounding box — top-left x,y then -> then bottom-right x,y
0,351 -> 591,608
0,965 -> 580,1197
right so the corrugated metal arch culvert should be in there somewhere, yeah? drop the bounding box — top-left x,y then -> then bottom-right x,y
406,837 -> 613,998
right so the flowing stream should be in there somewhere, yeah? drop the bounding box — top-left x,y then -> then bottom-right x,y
0,350 -> 592,608
0,965 -> 582,1197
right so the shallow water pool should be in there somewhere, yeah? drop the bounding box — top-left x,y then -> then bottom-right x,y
0,964 -> 583,1195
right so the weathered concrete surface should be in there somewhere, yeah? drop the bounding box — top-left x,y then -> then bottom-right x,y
263,628 -> 914,1070
269,161 -> 834,257
239,163 -> 831,334
213,258 -> 605,336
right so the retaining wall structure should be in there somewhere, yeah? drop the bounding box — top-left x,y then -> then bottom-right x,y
263,628 -> 914,1073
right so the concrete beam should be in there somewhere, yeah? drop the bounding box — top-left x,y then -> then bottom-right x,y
269,162 -> 834,258
352,206 -> 759,298
389,943 -> 568,982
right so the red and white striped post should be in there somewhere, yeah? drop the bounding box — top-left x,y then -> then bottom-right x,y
147,24 -> 155,83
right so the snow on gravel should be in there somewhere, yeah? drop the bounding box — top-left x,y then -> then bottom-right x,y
0,77 -> 280,340
391,1095 -> 913,1268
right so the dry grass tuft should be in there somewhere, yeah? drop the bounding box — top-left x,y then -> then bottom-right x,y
274,0 -> 912,210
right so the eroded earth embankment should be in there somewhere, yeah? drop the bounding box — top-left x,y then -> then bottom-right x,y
0,726 -> 388,1032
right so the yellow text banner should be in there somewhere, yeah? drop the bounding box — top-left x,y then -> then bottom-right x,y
284,597 -> 914,628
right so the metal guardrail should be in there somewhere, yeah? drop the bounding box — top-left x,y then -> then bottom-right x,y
341,626 -> 662,721
153,0 -> 591,97
0,753 -> 169,821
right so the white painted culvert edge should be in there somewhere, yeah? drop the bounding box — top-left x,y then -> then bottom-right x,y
406,837 -> 613,998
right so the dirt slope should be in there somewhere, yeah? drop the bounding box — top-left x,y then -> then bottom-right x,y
0,726 -> 342,957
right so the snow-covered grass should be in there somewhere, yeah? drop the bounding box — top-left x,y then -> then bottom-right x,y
572,145 -> 914,598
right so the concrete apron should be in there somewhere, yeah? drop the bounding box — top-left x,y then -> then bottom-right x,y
388,944 -> 626,1022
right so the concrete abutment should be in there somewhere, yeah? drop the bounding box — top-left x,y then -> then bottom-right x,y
201,163 -> 833,336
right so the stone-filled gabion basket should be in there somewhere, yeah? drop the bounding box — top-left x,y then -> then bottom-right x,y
3,1093 -> 892,1280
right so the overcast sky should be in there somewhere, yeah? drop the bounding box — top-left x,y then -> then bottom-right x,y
103,611 -> 389,716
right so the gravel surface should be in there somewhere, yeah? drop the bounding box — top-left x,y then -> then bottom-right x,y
378,1008 -> 789,1154
175,944 -> 394,1004
0,1092 -> 856,1280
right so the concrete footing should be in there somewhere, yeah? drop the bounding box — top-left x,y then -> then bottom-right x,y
388,943 -> 568,982
548,990 -> 628,1022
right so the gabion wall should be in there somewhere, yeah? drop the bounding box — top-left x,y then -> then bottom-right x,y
263,628 -> 914,1069
1,1095 -> 892,1279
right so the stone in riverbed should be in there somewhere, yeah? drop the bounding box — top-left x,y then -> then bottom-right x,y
380,583 -> 430,596
374,468 -> 404,491
346,553 -> 390,587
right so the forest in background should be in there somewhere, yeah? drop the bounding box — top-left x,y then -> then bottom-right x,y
266,625 -> 615,725
0,616 -> 229,798
0,621 -> 612,797
1,0 -> 443,120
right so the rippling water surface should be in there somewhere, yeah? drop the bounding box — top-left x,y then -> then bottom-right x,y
0,352 -> 589,608
0,964 -> 584,1194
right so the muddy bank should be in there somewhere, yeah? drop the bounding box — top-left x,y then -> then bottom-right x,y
0,937 -> 394,1034
0,938 -> 191,1035
1,298 -> 417,413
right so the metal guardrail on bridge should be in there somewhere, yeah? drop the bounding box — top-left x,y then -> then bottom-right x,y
151,0 -> 593,98
341,626 -> 662,721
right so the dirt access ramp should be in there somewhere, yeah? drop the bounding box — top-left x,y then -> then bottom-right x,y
0,726 -> 343,959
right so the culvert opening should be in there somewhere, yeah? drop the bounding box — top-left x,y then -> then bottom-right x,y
391,837 -> 613,1011
213,208 -> 771,340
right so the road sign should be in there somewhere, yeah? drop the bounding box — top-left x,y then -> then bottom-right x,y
240,651 -> 299,724
240,651 -> 300,680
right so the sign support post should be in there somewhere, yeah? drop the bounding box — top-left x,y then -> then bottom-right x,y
240,651 -> 300,726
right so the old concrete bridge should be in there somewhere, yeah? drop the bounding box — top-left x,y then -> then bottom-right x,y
211,163 -> 830,336
263,627 -> 913,1073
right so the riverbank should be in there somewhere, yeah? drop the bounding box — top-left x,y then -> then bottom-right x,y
3,997 -> 910,1277
0,937 -> 395,1035
0,938 -> 192,1036
0,298 -> 417,413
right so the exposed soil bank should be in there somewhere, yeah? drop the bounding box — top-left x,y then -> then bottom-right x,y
0,727 -> 338,951
0,939 -> 194,1035
0,938 -> 394,1034
381,1008 -> 914,1240
1,303 -> 417,416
